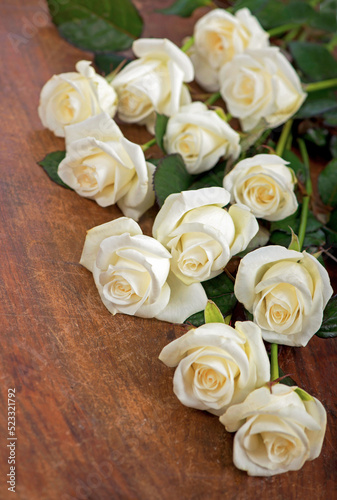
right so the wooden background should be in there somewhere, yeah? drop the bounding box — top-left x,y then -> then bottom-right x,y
1,1 -> 336,499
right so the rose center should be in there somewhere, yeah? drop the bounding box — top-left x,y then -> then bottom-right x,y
193,364 -> 225,390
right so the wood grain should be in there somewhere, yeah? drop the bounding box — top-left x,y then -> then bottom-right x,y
1,1 -> 336,499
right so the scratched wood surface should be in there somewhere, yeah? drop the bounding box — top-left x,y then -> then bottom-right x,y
0,1 -> 336,499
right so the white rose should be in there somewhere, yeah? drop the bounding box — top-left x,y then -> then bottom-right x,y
223,154 -> 298,221
80,218 -> 207,323
219,48 -> 307,131
220,384 -> 327,476
159,321 -> 270,415
190,8 -> 269,92
112,38 -> 194,132
57,113 -> 155,220
235,245 -> 333,346
153,187 -> 259,285
38,61 -> 118,137
163,101 -> 240,174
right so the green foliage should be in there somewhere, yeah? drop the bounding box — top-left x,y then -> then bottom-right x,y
46,0 -> 143,52
155,114 -> 169,153
282,150 -> 306,183
296,90 -> 337,119
233,0 -> 315,29
318,159 -> 337,207
289,42 -> 337,82
316,295 -> 337,338
270,208 -> 325,249
187,273 -> 237,327
188,162 -> 226,190
204,301 -> 225,324
94,53 -> 131,75
38,151 -> 71,189
156,0 -> 212,17
153,154 -> 193,207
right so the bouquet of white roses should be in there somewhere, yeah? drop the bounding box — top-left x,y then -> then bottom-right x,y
37,0 -> 337,477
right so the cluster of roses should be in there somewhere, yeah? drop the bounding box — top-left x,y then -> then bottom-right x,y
38,7 -> 332,477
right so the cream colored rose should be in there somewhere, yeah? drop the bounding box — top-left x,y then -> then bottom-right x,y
112,38 -> 194,132
223,154 -> 298,221
235,246 -> 333,346
38,61 -> 118,137
219,48 -> 307,131
220,384 -> 327,476
153,187 -> 259,285
190,8 -> 269,92
57,113 -> 155,220
159,321 -> 270,415
80,218 -> 207,323
163,101 -> 240,174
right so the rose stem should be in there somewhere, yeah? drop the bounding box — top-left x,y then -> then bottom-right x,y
297,139 -> 313,251
275,119 -> 293,157
305,78 -> 337,92
269,119 -> 295,383
267,23 -> 299,38
205,92 -> 221,106
141,138 -> 157,152
270,343 -> 279,381
180,36 -> 195,53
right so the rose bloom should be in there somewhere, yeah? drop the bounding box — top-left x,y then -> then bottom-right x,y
80,218 -> 207,323
223,154 -> 298,221
58,113 -> 155,220
112,38 -> 194,132
38,61 -> 118,137
190,8 -> 269,92
163,101 -> 240,175
219,48 -> 307,131
235,246 -> 333,346
220,384 -> 327,476
159,321 -> 270,415
153,187 -> 259,285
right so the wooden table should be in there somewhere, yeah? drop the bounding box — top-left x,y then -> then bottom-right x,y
1,1 -> 336,499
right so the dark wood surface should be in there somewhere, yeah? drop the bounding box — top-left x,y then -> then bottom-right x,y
1,1 -> 336,499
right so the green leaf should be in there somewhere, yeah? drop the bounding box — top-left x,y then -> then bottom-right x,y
188,161 -> 225,191
290,42 -> 337,82
270,229 -> 325,249
296,91 -> 337,119
270,208 -> 323,235
295,387 -> 314,401
323,109 -> 337,127
303,128 -> 329,147
155,114 -> 169,153
288,229 -> 300,251
47,0 -> 143,52
330,136 -> 337,158
318,158 -> 337,207
204,300 -> 225,324
282,150 -> 306,181
234,0 -> 314,29
186,310 -> 204,327
186,273 -> 237,326
157,0 -> 212,17
38,151 -> 71,189
316,295 -> 337,338
94,53 -> 131,75
153,154 -> 193,207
